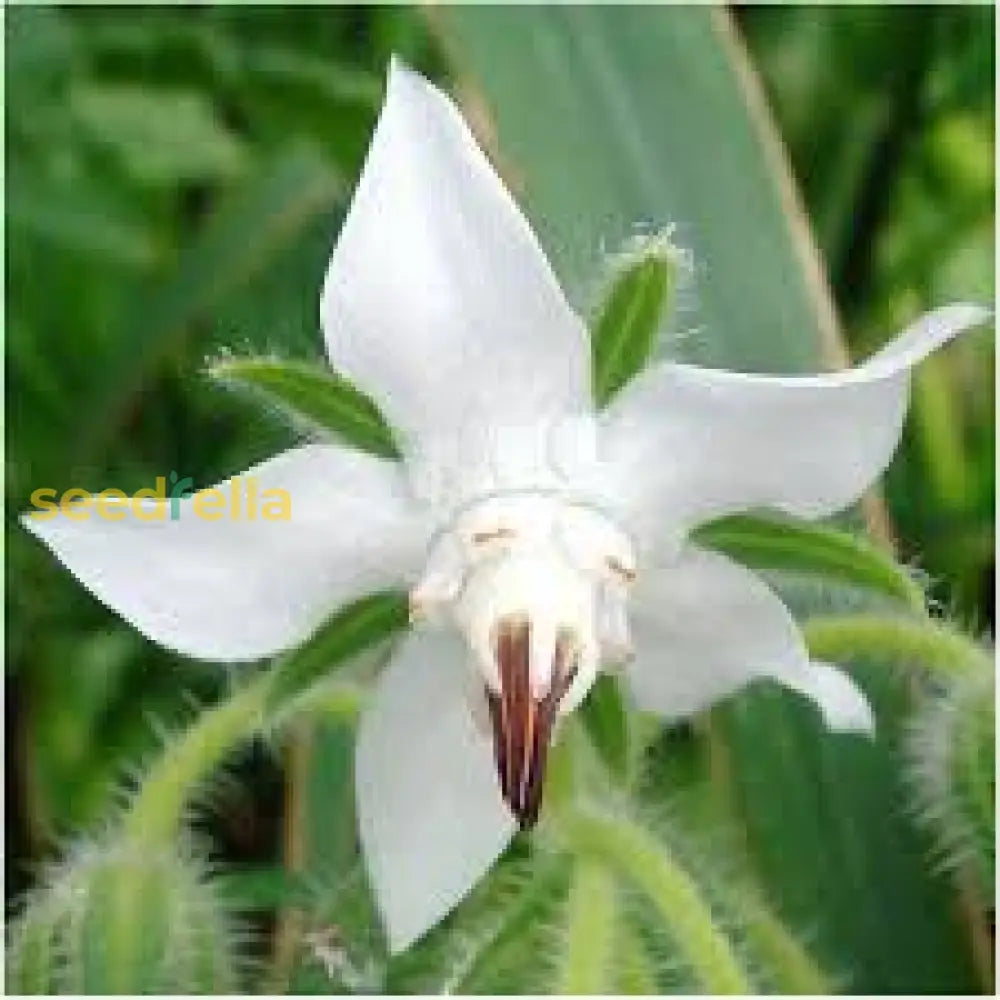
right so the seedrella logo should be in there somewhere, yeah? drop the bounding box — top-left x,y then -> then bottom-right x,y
28,472 -> 292,522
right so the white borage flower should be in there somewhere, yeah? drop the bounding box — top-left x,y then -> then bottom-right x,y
22,59 -> 990,953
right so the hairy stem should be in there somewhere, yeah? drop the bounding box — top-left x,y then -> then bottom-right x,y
735,894 -> 831,993
803,614 -> 991,680
557,858 -> 618,994
560,810 -> 749,994
122,675 -> 269,847
616,921 -> 659,994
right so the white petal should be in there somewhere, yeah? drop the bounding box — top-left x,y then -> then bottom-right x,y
356,628 -> 515,953
782,660 -> 874,734
22,445 -> 427,661
627,545 -> 873,730
599,305 -> 991,550
320,60 -> 590,512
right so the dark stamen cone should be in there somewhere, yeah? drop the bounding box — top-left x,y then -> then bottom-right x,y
487,619 -> 579,829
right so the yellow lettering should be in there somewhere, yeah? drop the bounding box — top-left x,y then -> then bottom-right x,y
96,488 -> 129,522
229,476 -> 242,519
60,488 -> 92,521
27,488 -> 58,520
245,476 -> 258,521
261,489 -> 291,521
193,488 -> 226,521
133,476 -> 167,522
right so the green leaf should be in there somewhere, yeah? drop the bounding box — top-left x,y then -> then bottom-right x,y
7,175 -> 160,268
578,673 -> 632,784
432,6 -> 838,373
237,46 -> 382,111
265,591 -> 409,713
76,146 -> 345,468
591,235 -> 679,405
693,513 -> 926,611
209,357 -> 400,459
71,84 -> 249,186
6,894 -> 61,995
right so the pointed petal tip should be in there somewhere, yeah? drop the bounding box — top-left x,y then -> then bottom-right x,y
868,301 -> 994,373
599,299 -> 993,544
807,661 -> 876,738
357,631 -> 516,961
386,53 -> 407,87
949,300 -> 992,324
925,300 -> 993,338
385,55 -> 431,105
321,53 -> 590,508
386,921 -> 420,957
20,506 -> 69,539
20,508 -> 42,534
18,446 -> 424,663
823,702 -> 876,739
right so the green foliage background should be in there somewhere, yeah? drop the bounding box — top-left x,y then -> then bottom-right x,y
6,5 -> 994,994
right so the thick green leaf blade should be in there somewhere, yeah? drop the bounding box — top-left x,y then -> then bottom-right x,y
693,513 -> 926,611
433,6 -> 838,373
209,357 -> 400,459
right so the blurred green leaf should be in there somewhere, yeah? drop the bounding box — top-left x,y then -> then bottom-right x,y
77,146 -> 345,466
237,47 -> 382,110
804,613 -> 992,680
732,890 -> 832,994
434,6 -> 834,373
7,176 -> 160,267
70,84 -> 249,186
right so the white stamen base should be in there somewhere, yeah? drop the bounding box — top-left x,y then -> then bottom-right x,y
410,493 -> 637,716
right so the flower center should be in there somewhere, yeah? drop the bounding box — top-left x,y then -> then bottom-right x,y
409,493 -> 636,826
